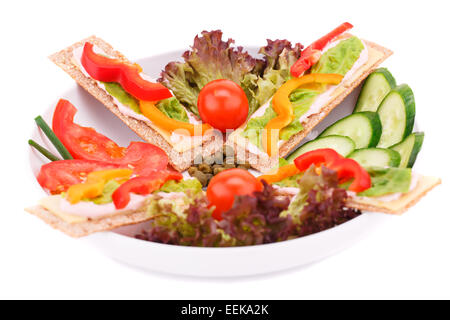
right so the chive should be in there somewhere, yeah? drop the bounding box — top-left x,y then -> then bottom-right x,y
34,116 -> 73,160
28,139 -> 61,162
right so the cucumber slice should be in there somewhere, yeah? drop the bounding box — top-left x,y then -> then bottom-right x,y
319,112 -> 382,149
376,84 -> 415,148
286,135 -> 355,163
354,68 -> 396,112
348,148 -> 401,167
390,132 -> 424,168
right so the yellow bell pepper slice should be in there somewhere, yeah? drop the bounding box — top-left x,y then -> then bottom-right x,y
66,168 -> 133,204
262,73 -> 344,156
139,101 -> 212,136
258,164 -> 300,184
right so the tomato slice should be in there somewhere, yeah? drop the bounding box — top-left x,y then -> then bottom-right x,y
112,170 -> 183,209
293,148 -> 342,171
81,42 -> 172,101
206,168 -> 263,220
52,99 -> 169,175
37,160 -> 122,194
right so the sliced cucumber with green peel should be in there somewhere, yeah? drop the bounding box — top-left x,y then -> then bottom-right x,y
390,132 -> 424,168
376,84 -> 415,148
286,135 -> 355,163
319,112 -> 382,149
348,148 -> 401,168
354,68 -> 397,112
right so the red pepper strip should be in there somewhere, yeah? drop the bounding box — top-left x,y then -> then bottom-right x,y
330,158 -> 371,193
293,148 -> 342,171
112,170 -> 183,209
81,42 -> 172,101
293,148 -> 371,193
290,22 -> 354,77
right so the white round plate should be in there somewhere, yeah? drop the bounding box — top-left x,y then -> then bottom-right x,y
29,47 -> 393,277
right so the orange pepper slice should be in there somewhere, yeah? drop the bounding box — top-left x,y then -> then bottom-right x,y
139,101 -> 212,136
67,168 -> 132,204
262,73 -> 344,156
257,164 -> 300,184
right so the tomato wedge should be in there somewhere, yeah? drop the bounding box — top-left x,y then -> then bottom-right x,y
81,42 -> 172,101
112,170 -> 183,209
290,22 -> 353,77
52,99 -> 169,176
37,160 -> 122,194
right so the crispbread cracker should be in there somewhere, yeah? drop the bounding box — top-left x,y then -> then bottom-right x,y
25,205 -> 149,238
347,175 -> 441,215
228,38 -> 393,172
49,36 -> 223,172
274,175 -> 441,215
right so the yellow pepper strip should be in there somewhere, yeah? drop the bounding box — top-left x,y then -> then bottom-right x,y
67,169 -> 133,204
262,73 -> 344,156
139,101 -> 212,136
257,164 -> 300,184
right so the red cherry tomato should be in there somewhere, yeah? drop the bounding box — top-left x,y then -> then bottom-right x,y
197,79 -> 249,132
206,168 -> 263,220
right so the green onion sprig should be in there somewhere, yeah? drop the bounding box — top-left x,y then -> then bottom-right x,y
34,116 -> 73,160
28,139 -> 61,161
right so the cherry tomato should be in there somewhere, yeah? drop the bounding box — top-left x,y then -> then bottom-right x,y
206,168 -> 262,220
197,79 -> 249,132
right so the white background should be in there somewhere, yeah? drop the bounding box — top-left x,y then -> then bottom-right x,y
1,0 -> 449,299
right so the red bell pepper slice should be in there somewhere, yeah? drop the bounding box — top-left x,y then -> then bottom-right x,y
81,42 -> 172,101
293,148 -> 342,171
290,22 -> 354,77
52,99 -> 169,176
330,158 -> 372,193
112,170 -> 183,209
293,148 -> 371,193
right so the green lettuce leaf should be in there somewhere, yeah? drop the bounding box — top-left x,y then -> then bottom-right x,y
103,82 -> 141,114
241,88 -> 317,149
358,167 -> 412,197
155,97 -> 189,123
86,180 -> 120,205
102,82 -> 188,122
274,173 -> 303,188
158,179 -> 203,194
311,36 -> 364,75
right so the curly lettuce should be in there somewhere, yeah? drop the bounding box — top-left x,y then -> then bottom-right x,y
159,30 -> 302,116
135,167 -> 361,247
